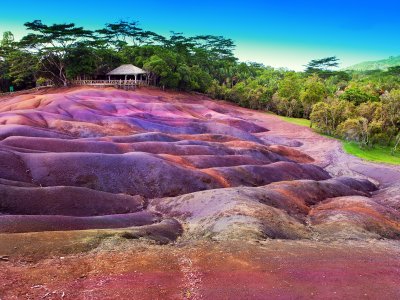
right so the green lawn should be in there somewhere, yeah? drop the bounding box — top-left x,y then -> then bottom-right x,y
278,115 -> 400,165
279,116 -> 311,127
342,141 -> 400,165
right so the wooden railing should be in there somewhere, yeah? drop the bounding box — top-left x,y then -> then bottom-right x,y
0,80 -> 148,98
0,86 -> 54,98
71,80 -> 147,87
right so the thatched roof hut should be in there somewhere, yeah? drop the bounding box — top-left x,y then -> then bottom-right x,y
107,64 -> 147,76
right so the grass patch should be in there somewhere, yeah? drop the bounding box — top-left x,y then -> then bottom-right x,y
342,141 -> 400,165
279,116 -> 311,127
278,115 -> 400,165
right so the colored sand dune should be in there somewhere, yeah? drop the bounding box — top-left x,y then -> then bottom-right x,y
0,88 -> 399,299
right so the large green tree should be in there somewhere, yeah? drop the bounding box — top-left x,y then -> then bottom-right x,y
300,74 -> 326,118
0,31 -> 14,91
380,90 -> 400,152
20,20 -> 93,86
275,72 -> 303,117
1,31 -> 38,90
339,86 -> 379,105
305,56 -> 340,78
310,98 -> 353,135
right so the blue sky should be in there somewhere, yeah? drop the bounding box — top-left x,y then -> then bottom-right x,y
0,0 -> 399,70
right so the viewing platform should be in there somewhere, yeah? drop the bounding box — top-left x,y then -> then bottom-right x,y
71,64 -> 149,90
71,79 -> 147,90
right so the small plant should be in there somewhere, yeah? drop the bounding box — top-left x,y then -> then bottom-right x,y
36,77 -> 48,86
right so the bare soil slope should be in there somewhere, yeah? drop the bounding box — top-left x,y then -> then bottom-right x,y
0,87 -> 399,299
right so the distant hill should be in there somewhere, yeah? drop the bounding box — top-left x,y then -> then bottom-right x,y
345,55 -> 400,71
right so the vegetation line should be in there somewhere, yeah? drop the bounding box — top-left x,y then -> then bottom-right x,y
279,116 -> 400,165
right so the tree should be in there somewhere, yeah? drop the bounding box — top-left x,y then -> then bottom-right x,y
337,117 -> 370,148
300,74 -> 326,118
356,101 -> 380,123
393,133 -> 400,154
143,53 -> 179,88
193,35 -> 236,61
1,31 -> 38,90
339,87 -> 378,105
275,72 -> 303,117
0,32 -> 15,91
387,66 -> 400,76
186,65 -> 212,92
7,50 -> 38,88
335,101 -> 388,147
207,79 -> 228,100
380,90 -> 400,153
96,21 -> 163,49
305,56 -> 340,78
65,43 -> 98,79
19,20 -> 93,86
310,98 -> 353,135
0,31 -> 15,56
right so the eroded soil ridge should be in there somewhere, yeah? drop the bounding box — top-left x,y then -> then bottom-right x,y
0,88 -> 399,243
1,88 -> 400,299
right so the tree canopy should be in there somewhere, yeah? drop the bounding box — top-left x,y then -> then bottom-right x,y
305,56 -> 341,78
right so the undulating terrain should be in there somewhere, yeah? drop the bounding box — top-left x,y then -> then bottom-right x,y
0,87 -> 399,299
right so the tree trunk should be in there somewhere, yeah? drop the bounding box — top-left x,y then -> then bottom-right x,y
391,133 -> 400,155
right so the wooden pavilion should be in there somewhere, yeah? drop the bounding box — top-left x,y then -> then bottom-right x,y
106,64 -> 147,83
72,64 -> 148,89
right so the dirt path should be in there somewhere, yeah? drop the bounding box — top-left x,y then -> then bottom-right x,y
1,240 -> 399,300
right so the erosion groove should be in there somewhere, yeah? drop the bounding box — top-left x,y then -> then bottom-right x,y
0,88 -> 400,299
0,88 -> 398,243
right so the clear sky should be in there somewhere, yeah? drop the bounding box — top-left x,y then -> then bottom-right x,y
0,0 -> 399,71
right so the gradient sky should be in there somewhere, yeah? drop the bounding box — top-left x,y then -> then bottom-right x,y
1,0 -> 399,71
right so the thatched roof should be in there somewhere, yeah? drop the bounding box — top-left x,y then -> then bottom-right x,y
107,64 -> 147,75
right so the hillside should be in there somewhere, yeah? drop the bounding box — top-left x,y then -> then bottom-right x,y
0,88 -> 400,299
345,55 -> 400,71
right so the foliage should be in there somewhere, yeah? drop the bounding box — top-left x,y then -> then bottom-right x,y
380,90 -> 400,153
279,115 -> 400,165
274,72 -> 303,117
337,117 -> 371,147
305,56 -> 340,78
309,89 -> 400,153
310,98 -> 354,135
19,20 -> 93,86
300,74 -> 326,117
339,86 -> 379,105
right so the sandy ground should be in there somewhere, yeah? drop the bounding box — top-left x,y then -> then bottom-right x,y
1,240 -> 399,299
0,87 -> 399,299
135,87 -> 400,186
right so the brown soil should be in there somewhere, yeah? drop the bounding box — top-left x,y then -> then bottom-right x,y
1,87 -> 399,299
0,240 -> 399,299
